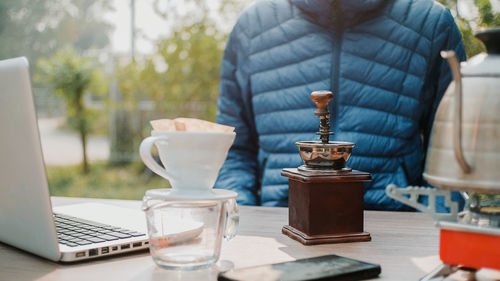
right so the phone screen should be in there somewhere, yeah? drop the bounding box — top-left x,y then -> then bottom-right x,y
218,254 -> 381,281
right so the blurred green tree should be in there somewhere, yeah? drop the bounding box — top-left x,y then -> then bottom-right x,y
151,19 -> 226,119
0,0 -> 113,69
111,0 -> 249,165
113,20 -> 225,164
36,47 -> 107,173
118,0 -> 245,121
109,60 -> 150,165
438,0 -> 500,57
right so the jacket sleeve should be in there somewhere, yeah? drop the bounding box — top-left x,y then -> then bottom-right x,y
214,22 -> 260,205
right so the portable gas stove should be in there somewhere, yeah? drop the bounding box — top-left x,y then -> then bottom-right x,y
386,186 -> 500,280
386,29 -> 500,280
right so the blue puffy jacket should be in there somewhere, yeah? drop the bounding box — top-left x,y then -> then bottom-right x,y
215,0 -> 466,210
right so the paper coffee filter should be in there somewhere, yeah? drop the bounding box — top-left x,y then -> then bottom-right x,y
150,118 -> 234,133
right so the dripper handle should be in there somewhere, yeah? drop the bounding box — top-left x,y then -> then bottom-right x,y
139,136 -> 170,180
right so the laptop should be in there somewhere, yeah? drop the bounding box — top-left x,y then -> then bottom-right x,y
0,57 -> 149,262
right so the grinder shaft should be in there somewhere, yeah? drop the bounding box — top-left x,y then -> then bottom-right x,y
310,91 -> 334,143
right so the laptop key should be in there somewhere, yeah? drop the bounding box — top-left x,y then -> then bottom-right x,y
75,240 -> 92,245
129,232 -> 146,237
80,225 -> 95,230
108,232 -> 132,239
97,234 -> 119,241
68,238 -> 84,242
85,237 -> 106,243
79,225 -> 94,230
71,224 -> 87,228
65,242 -> 78,247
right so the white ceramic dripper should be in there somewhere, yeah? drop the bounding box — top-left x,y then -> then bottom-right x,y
139,130 -> 236,199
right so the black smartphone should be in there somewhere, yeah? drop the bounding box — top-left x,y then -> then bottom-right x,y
218,254 -> 381,281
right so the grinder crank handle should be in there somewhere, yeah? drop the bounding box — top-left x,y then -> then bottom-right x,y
310,91 -> 333,117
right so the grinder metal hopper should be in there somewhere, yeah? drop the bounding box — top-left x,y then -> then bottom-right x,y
296,91 -> 355,173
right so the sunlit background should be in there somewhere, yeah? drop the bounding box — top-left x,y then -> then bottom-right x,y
0,0 -> 498,199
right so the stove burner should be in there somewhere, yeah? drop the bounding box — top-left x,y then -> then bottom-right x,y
459,193 -> 500,228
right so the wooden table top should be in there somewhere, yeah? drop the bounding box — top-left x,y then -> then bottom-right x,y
0,197 -> 442,281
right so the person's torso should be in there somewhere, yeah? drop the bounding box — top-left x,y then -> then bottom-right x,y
239,0 -> 443,208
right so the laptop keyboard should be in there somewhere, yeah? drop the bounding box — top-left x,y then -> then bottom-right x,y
54,213 -> 146,247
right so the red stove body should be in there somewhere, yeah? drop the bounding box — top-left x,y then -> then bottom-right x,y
385,185 -> 500,271
439,222 -> 500,270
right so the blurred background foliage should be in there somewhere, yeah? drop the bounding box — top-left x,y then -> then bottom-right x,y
0,0 -> 113,65
36,47 -> 107,173
0,0 -> 498,199
439,0 -> 500,56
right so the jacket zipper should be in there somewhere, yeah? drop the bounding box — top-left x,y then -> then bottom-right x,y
330,1 -> 343,135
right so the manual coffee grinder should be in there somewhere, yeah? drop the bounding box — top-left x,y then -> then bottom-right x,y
281,91 -> 372,245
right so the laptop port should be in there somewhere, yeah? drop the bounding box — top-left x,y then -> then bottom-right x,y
101,247 -> 109,254
89,249 -> 98,257
111,246 -> 118,251
133,242 -> 142,248
121,244 -> 130,250
144,241 -> 149,245
75,251 -> 86,258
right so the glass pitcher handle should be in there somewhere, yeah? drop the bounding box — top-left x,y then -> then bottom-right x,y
224,199 -> 239,241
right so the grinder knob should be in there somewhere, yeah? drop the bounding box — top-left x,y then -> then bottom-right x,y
310,91 -> 334,143
311,91 -> 333,116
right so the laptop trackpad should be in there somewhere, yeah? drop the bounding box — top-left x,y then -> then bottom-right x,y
53,203 -> 147,233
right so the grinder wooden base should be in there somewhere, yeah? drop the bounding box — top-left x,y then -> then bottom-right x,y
281,168 -> 372,245
282,225 -> 371,245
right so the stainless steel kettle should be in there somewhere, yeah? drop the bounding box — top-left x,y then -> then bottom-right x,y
423,29 -> 500,193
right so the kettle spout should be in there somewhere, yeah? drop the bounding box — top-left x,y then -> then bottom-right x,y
440,51 -> 472,174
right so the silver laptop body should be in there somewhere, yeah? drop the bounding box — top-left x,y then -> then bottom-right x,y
0,57 -> 149,262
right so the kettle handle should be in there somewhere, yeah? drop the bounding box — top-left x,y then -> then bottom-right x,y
440,51 -> 472,173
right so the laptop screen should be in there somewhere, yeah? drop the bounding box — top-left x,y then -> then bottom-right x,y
0,57 -> 61,261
